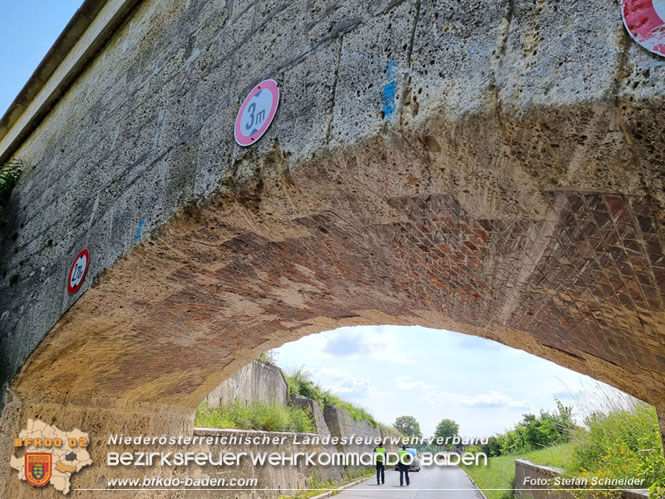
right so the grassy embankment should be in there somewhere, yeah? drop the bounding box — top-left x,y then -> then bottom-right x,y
286,368 -> 379,427
195,399 -> 316,433
462,443 -> 570,499
195,365 -> 383,498
463,400 -> 665,499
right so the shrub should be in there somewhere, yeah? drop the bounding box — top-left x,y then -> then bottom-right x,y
0,160 -> 23,200
195,399 -> 316,433
565,401 -> 664,496
462,444 -> 571,499
479,399 -> 577,457
0,160 -> 24,235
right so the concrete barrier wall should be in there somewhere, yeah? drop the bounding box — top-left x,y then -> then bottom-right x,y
192,427 -> 343,498
323,405 -> 383,453
514,460 -> 649,499
201,359 -> 396,453
291,394 -> 331,438
204,359 -> 288,407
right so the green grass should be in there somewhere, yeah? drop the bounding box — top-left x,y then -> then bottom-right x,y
286,368 -> 379,427
565,401 -> 664,497
462,443 -> 571,499
195,399 -> 315,433
464,393 -> 665,498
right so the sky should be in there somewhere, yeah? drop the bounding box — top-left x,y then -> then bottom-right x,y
0,1 -> 84,117
274,325 -> 624,438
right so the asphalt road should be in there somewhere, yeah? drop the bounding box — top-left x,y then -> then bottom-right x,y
334,465 -> 485,499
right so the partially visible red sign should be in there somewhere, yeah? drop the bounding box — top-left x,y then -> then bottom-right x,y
622,0 -> 665,57
67,249 -> 89,294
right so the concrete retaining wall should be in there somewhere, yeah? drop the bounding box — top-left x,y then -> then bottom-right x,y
204,359 -> 288,407
291,394 -> 331,438
195,360 -> 399,492
192,427 -> 342,498
323,405 -> 383,452
514,460 -> 649,499
202,359 -> 395,452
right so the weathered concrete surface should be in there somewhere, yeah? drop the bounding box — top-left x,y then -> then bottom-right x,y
204,359 -> 397,453
321,405 -> 402,468
0,0 -> 665,495
192,427 -> 343,498
323,405 -> 382,453
291,394 -> 331,437
204,359 -> 288,408
514,459 -> 649,499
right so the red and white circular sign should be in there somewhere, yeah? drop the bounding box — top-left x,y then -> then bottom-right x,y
234,79 -> 280,146
67,249 -> 89,294
621,0 -> 665,57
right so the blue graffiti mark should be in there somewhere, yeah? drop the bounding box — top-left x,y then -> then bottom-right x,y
134,219 -> 145,244
386,60 -> 397,80
382,81 -> 397,118
382,61 -> 398,119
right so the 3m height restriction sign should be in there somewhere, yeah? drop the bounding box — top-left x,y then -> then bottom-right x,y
234,79 -> 280,146
621,0 -> 665,57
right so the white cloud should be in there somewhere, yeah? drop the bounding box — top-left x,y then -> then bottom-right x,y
320,327 -> 416,364
394,376 -> 529,410
328,378 -> 374,397
316,367 -> 377,399
394,376 -> 437,392
461,391 -> 530,409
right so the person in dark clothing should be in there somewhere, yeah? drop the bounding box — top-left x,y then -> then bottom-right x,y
373,446 -> 386,485
398,445 -> 410,486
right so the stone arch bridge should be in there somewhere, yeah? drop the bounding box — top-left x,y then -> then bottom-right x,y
1,0 -> 665,495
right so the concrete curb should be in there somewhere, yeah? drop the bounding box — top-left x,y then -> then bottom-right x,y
461,467 -> 489,499
309,476 -> 372,499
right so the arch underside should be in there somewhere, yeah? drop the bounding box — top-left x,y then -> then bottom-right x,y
9,102 -> 665,412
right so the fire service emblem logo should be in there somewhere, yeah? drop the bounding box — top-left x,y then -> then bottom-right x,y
25,453 -> 52,487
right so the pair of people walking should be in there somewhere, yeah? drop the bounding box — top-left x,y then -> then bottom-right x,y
373,445 -> 411,487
